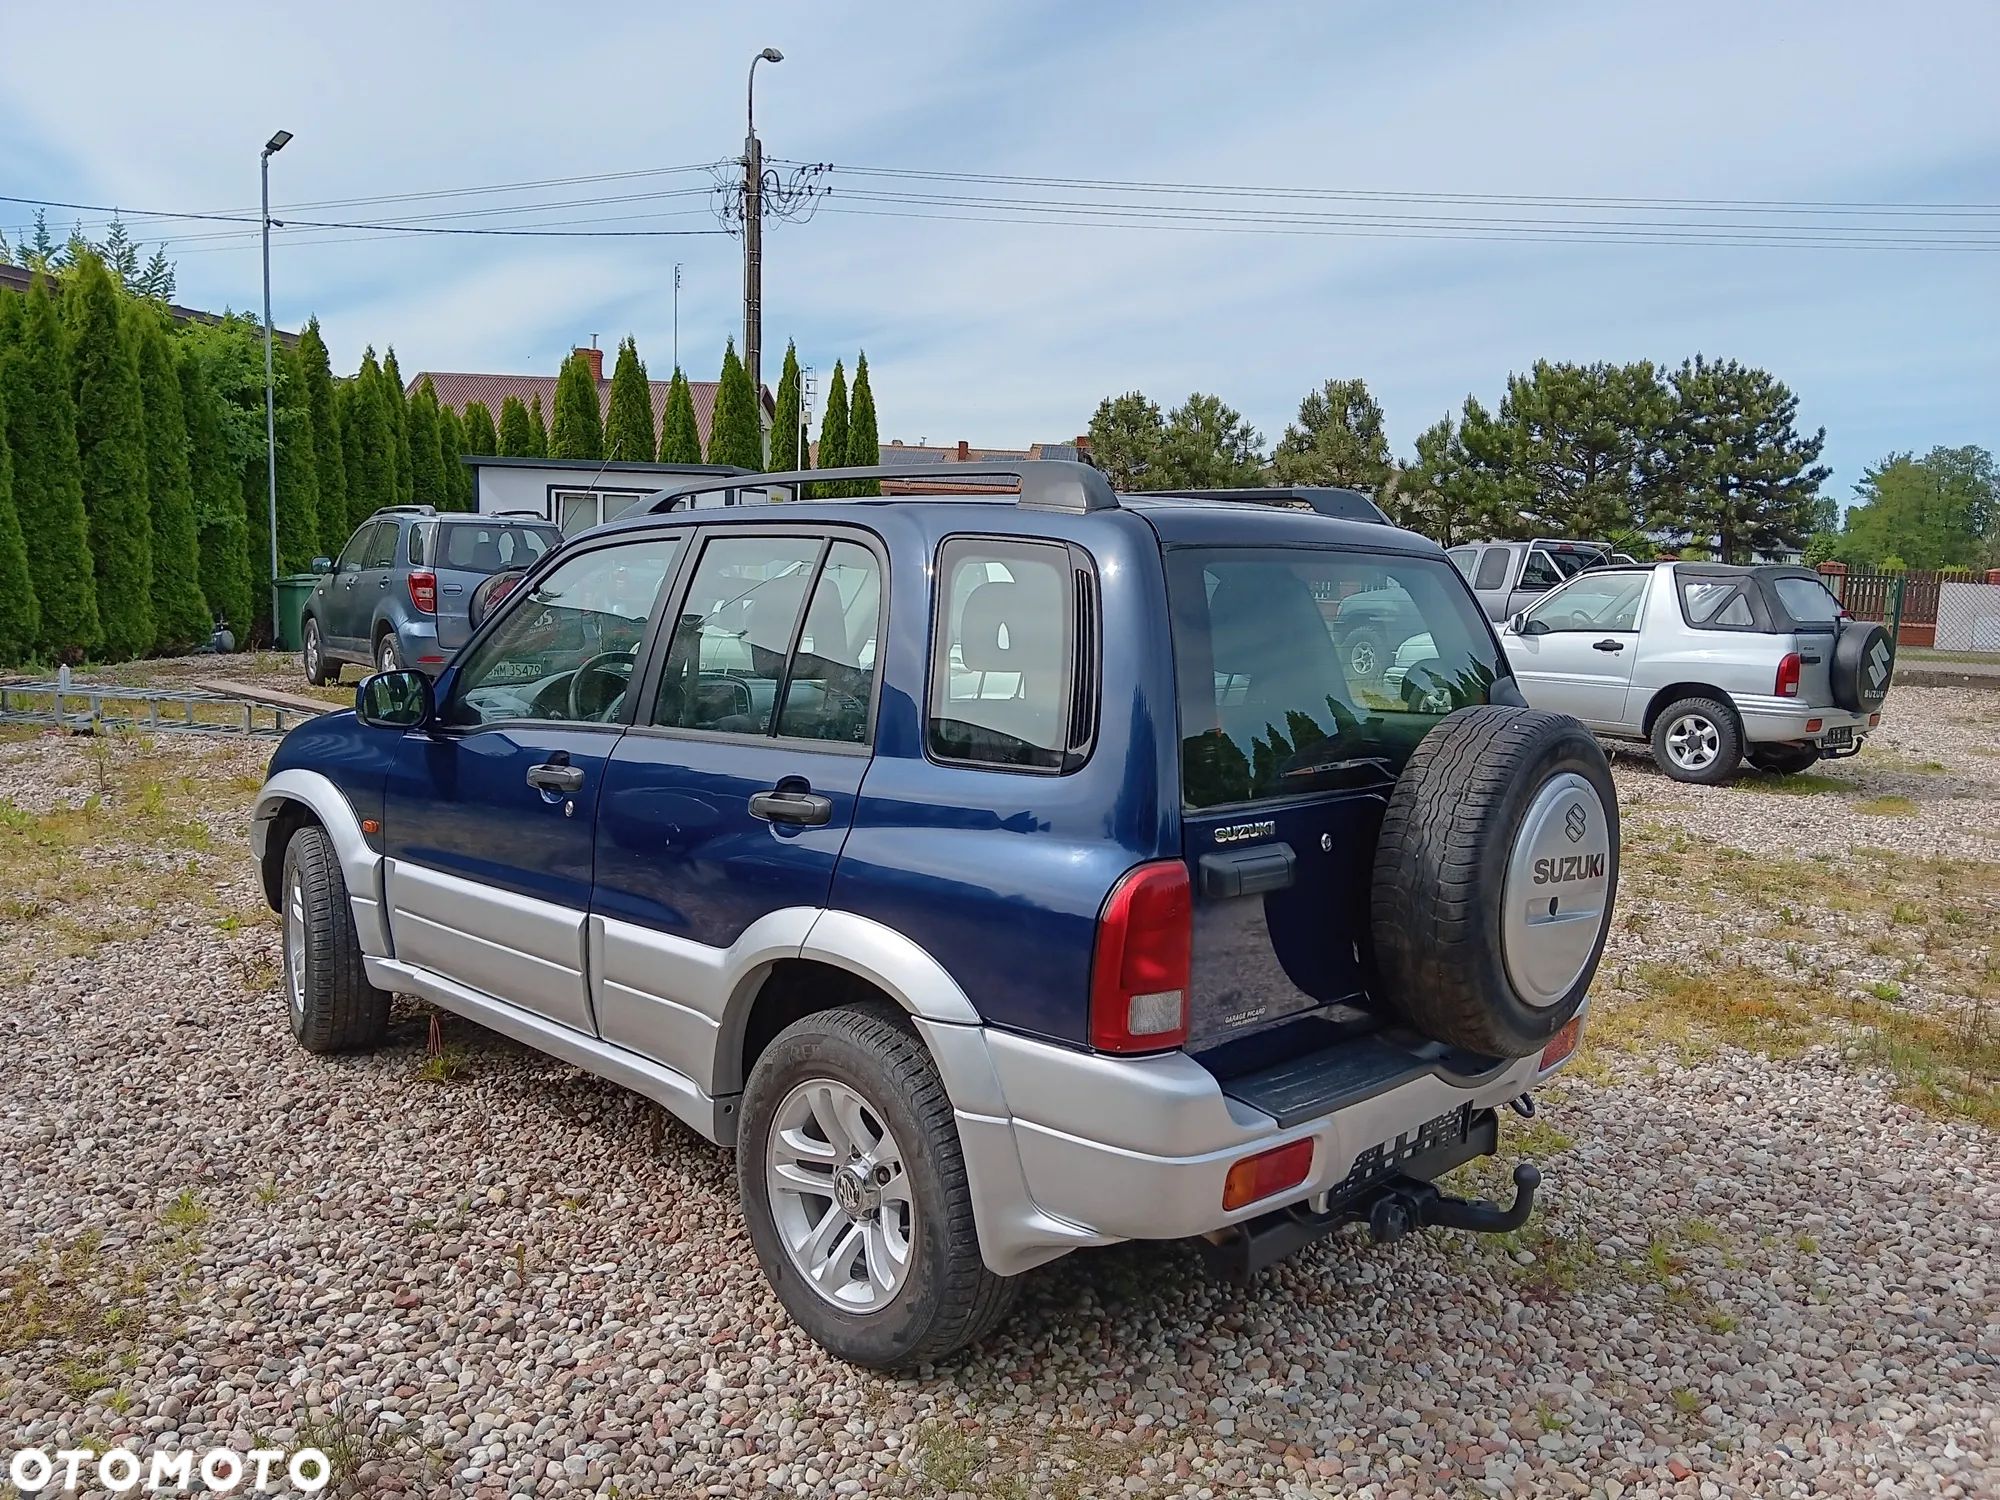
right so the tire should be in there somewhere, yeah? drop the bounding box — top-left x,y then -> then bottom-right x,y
1649,695 -> 1741,784
1342,625 -> 1388,685
301,617 -> 334,687
1831,620 -> 1894,713
1371,705 -> 1619,1058
1749,743 -> 1820,775
281,825 -> 390,1054
738,1005 -> 1018,1369
375,631 -> 402,674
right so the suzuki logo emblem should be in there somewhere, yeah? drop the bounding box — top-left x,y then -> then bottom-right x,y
1564,804 -> 1587,843
1866,639 -> 1892,691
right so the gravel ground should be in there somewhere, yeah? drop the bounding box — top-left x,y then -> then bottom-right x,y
0,693 -> 1995,1498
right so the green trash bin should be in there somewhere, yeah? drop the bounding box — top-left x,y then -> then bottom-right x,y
273,575 -> 320,653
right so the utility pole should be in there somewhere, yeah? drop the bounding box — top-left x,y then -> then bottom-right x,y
800,365 -> 815,469
260,128 -> 293,641
672,263 -> 682,371
743,47 -> 782,395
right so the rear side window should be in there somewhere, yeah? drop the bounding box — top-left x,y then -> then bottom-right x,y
1681,579 -> 1754,628
362,522 -> 400,569
407,523 -> 429,567
1472,547 -> 1509,590
1167,548 -> 1502,809
438,523 -> 558,574
1774,576 -> 1843,624
928,538 -> 1088,772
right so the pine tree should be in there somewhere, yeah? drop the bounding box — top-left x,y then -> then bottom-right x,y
1657,356 -> 1830,563
437,402 -> 468,511
4,277 -> 100,659
129,303 -> 209,651
844,351 -> 880,496
179,346 -> 251,637
605,336 -> 655,463
64,253 -> 154,659
813,359 -> 848,500
550,350 -> 605,460
769,341 -> 803,472
297,318 -> 349,561
405,378 -> 449,510
382,347 -> 414,504
341,349 -> 397,529
0,376 -> 39,664
528,394 -> 549,457
497,395 -> 535,457
657,368 -> 702,463
707,341 -> 763,471
462,400 -> 498,457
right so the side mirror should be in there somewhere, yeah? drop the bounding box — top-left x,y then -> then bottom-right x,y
311,556 -> 333,574
1520,616 -> 1552,637
356,669 -> 434,729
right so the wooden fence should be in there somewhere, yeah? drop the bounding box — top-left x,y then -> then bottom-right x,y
1814,565 -> 1983,648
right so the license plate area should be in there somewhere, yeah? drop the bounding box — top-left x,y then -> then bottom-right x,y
1821,726 -> 1855,749
1319,1104 -> 1473,1206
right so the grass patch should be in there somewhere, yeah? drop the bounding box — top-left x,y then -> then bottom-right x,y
1734,772 -> 1847,796
412,1047 -> 472,1084
1854,794 -> 1918,817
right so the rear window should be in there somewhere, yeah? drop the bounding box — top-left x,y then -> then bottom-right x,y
1774,576 -> 1843,624
1166,548 -> 1503,809
437,522 -> 557,574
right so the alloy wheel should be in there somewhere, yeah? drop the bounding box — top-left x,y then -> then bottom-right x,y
284,870 -> 307,1025
764,1079 -> 914,1313
1665,713 -> 1720,771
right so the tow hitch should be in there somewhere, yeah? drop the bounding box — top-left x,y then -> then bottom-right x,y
1365,1163 -> 1540,1243
1198,1107 -> 1544,1280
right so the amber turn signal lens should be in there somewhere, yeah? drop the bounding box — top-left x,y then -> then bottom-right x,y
1540,1018 -> 1583,1070
1222,1139 -> 1313,1211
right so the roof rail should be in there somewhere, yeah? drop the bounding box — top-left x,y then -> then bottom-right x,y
645,459 -> 1118,516
373,504 -> 437,517
1140,487 -> 1391,525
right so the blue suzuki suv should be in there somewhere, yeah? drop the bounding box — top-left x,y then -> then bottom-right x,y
252,461 -> 1619,1368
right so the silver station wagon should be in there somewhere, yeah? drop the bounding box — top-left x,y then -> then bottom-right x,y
1498,562 -> 1895,783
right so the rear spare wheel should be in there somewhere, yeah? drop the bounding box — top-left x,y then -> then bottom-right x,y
1371,705 -> 1618,1058
1831,620 -> 1894,713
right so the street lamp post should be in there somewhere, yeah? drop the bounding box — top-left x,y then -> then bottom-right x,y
743,47 -> 783,398
260,128 -> 292,643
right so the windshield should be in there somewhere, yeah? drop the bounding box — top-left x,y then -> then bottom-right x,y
437,522 -> 558,574
1166,547 -> 1503,808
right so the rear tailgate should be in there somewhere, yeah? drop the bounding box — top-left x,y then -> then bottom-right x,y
431,520 -> 560,650
1165,543 -> 1509,1050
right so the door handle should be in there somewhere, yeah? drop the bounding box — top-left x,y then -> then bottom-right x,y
526,762 -> 585,793
378,578 -> 390,589
1592,639 -> 1624,653
750,789 -> 834,826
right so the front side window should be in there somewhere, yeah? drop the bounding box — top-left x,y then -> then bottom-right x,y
928,538 -> 1082,772
1472,547 -> 1509,590
1524,570 -> 1648,632
445,535 -> 682,727
363,522 -> 401,570
438,522 -> 558,574
653,536 -> 823,736
1168,548 -> 1502,809
334,523 -> 376,573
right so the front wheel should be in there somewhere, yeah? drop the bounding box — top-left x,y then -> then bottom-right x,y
738,1006 -> 1017,1369
1650,696 -> 1741,784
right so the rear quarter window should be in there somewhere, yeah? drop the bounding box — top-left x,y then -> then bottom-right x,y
1774,576 -> 1843,624
1167,547 -> 1502,809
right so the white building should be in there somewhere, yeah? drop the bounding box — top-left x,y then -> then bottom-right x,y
465,457 -> 755,534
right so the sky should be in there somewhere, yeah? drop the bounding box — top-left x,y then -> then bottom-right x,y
2,1 -> 1995,499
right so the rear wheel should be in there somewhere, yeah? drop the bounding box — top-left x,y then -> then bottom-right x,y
375,631 -> 402,674
738,1006 -> 1017,1369
1342,625 -> 1388,685
1650,696 -> 1741,784
281,824 -> 390,1053
1749,743 -> 1820,775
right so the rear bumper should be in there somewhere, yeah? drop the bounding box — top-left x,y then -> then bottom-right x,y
1734,696 -> 1873,746
924,1016 -> 1573,1277
390,618 -> 449,674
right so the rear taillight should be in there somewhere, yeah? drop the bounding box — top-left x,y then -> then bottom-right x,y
1089,861 -> 1192,1053
406,569 -> 437,614
1774,652 -> 1801,697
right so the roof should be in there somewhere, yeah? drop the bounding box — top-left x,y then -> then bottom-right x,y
460,455 -> 747,477
413,370 -> 775,456
0,262 -> 299,344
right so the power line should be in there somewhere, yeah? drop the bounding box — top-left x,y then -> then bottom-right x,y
0,193 -> 730,241
780,160 -> 2000,217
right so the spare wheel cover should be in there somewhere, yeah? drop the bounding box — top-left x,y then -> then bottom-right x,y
1499,771 -> 1614,1007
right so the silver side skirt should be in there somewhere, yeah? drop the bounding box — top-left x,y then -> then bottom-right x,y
364,956 -> 736,1146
